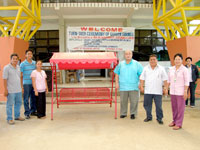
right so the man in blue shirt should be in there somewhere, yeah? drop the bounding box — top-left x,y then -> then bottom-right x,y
114,50 -> 143,119
20,50 -> 36,119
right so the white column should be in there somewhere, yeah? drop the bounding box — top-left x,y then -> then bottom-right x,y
119,8 -> 134,62
59,18 -> 66,83
3,0 -> 8,6
59,18 -> 65,53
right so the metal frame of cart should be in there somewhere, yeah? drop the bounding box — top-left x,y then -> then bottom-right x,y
50,52 -> 118,120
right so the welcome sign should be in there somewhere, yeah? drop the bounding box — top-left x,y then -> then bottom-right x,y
67,27 -> 135,51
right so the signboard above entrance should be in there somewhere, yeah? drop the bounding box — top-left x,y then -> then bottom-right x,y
67,26 -> 135,51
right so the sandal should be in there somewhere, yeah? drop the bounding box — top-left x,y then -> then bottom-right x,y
168,122 -> 175,127
173,126 -> 182,130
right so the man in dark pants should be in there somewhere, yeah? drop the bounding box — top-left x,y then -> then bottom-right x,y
140,54 -> 168,124
185,57 -> 199,108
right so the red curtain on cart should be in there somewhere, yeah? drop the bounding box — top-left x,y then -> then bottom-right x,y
50,52 -> 117,70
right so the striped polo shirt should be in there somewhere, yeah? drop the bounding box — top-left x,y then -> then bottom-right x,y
20,59 -> 36,85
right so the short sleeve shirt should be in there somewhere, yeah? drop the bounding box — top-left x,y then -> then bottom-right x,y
114,59 -> 143,91
140,64 -> 168,95
20,59 -> 36,85
31,70 -> 47,92
3,64 -> 22,93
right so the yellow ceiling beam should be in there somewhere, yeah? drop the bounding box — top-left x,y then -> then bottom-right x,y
0,24 -> 8,37
10,7 -> 23,36
0,0 -> 41,41
169,0 -> 176,8
191,24 -> 200,36
153,0 -> 200,41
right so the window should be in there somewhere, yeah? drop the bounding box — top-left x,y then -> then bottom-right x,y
29,30 -> 59,62
134,29 -> 169,61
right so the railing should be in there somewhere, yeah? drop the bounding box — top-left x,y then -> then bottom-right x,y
41,0 -> 153,3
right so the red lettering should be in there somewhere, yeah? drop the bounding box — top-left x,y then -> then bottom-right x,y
118,28 -> 123,32
106,28 -> 111,32
80,27 -> 124,32
101,28 -> 105,32
81,27 -> 87,31
89,27 -> 93,31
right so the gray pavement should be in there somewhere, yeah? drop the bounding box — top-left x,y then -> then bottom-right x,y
0,100 -> 200,150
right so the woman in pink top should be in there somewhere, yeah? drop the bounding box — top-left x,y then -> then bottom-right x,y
167,53 -> 189,130
31,60 -> 48,119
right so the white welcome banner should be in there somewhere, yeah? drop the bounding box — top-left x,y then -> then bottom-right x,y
67,26 -> 135,51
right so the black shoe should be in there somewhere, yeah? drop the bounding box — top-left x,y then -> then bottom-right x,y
31,112 -> 37,116
130,114 -> 135,119
120,115 -> 127,118
157,119 -> 163,125
144,118 -> 152,122
25,115 -> 30,119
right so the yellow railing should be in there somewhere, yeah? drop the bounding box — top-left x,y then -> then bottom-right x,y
0,0 -> 41,41
153,0 -> 200,41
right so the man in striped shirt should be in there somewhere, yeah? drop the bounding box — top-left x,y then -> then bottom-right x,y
20,50 -> 36,119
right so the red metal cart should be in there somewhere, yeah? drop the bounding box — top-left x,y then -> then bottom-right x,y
50,52 -> 118,120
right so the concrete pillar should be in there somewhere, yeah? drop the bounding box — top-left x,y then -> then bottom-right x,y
59,18 -> 66,83
59,18 -> 65,53
3,0 -> 8,6
0,37 -> 29,101
119,9 -> 134,62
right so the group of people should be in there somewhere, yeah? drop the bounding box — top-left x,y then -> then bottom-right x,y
2,49 -> 199,129
114,50 -> 199,130
3,50 -> 48,125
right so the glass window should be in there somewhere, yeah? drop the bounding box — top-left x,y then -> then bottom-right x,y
29,30 -> 59,62
36,40 -> 48,46
140,37 -> 151,45
152,38 -> 164,46
35,31 -> 48,39
153,46 -> 164,53
139,46 -> 153,54
134,29 -> 169,61
152,30 -> 157,37
140,30 -> 151,38
49,39 -> 59,46
36,48 -> 48,54
49,31 -> 59,38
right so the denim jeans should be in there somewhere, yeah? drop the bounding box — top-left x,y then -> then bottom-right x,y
6,92 -> 22,121
23,84 -> 36,116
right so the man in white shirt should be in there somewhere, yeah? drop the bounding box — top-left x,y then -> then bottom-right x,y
140,54 -> 168,124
